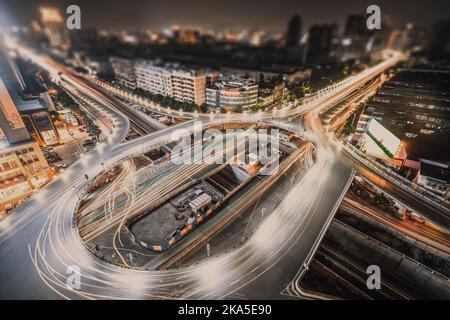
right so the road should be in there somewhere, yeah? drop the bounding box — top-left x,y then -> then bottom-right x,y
349,157 -> 450,230
341,197 -> 450,254
0,43 -> 405,299
231,111 -> 354,299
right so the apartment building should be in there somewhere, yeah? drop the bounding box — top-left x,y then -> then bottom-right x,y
206,77 -> 258,110
135,60 -> 206,105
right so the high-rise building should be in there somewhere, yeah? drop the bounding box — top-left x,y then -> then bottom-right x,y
0,38 -> 60,147
135,60 -> 206,105
306,23 -> 338,64
0,75 -> 51,213
427,20 -> 450,60
0,42 -> 51,213
344,14 -> 368,37
387,29 -> 409,51
286,15 -> 302,47
0,78 -> 30,144
38,6 -> 70,50
206,77 -> 258,111
403,23 -> 427,52
0,41 -> 26,96
340,14 -> 374,61
179,29 -> 199,45
0,128 -> 51,213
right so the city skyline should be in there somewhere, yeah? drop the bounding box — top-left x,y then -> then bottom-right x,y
1,0 -> 449,33
0,0 -> 448,304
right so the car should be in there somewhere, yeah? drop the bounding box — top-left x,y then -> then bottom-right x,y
83,143 -> 95,149
5,203 -> 13,213
56,163 -> 67,169
48,155 -> 62,162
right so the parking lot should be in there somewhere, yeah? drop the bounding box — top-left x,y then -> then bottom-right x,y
44,125 -> 99,170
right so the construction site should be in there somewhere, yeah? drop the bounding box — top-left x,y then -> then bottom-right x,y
73,122 -> 310,269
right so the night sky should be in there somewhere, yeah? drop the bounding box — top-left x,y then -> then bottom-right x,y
0,0 -> 449,33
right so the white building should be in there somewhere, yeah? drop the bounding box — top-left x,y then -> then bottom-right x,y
134,60 -> 206,105
188,193 -> 211,213
417,160 -> 449,196
206,77 -> 258,110
355,116 -> 407,166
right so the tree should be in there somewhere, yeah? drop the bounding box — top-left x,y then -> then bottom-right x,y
300,82 -> 311,95
90,124 -> 101,140
154,94 -> 163,103
197,103 -> 207,113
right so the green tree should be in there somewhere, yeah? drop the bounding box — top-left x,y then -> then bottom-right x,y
199,103 -> 208,113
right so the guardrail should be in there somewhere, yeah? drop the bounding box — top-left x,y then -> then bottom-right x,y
342,141 -> 450,213
333,219 -> 450,282
299,170 -> 355,277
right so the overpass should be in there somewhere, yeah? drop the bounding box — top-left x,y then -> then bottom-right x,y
0,44 -> 412,299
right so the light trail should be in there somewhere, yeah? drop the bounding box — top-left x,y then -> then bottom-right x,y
0,41 -> 403,299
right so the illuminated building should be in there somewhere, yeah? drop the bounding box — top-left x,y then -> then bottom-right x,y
258,82 -> 285,108
249,31 -> 265,46
0,39 -> 26,95
135,60 -> 206,105
0,44 -> 51,212
31,112 -> 60,146
286,15 -> 302,47
16,98 -> 61,147
0,79 -> 51,213
179,29 -> 199,45
0,139 -> 51,213
38,6 -> 70,50
221,66 -> 311,85
339,14 -> 375,61
356,116 -> 407,166
306,23 -> 338,64
416,160 -> 450,196
387,29 -> 409,51
0,78 -> 30,144
206,77 -> 258,110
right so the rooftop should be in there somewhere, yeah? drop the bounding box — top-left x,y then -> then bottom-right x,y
207,76 -> 257,91
0,138 -> 37,152
135,59 -> 204,76
420,161 -> 450,184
